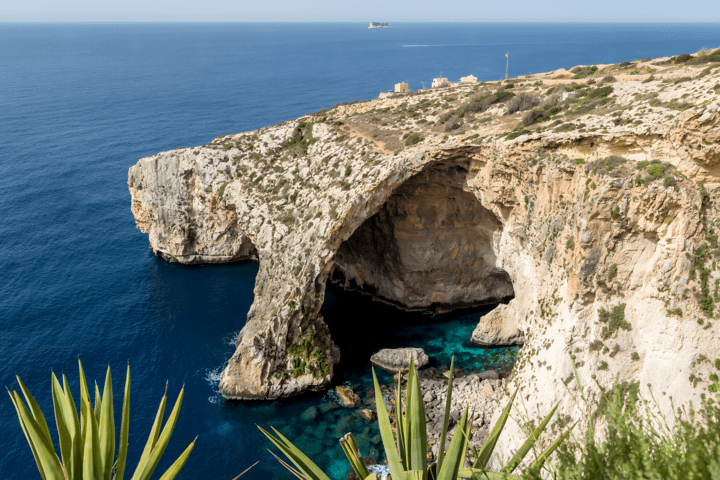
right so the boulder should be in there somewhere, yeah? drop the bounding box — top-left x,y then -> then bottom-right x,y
336,385 -> 361,408
358,409 -> 377,421
478,370 -> 500,381
471,302 -> 524,346
301,405 -> 318,421
370,347 -> 430,372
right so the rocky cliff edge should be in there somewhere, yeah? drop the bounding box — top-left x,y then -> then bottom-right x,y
129,53 -> 720,464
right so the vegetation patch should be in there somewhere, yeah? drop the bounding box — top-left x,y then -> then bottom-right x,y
598,303 -> 630,339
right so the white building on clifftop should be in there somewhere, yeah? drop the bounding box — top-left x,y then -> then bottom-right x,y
460,75 -> 478,84
432,77 -> 450,88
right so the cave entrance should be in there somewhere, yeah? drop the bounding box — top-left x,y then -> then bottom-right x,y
330,159 -> 514,314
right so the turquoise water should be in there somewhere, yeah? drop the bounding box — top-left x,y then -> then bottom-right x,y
227,284 -> 519,480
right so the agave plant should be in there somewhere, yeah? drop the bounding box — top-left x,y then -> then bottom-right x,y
7,359 -> 195,480
260,357 -> 575,480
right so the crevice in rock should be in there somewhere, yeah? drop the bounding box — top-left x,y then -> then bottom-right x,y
330,159 -> 514,313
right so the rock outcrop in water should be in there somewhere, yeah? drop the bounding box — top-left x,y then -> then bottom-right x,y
130,53 -> 720,464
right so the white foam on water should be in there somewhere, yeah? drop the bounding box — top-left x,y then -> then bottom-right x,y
368,464 -> 390,480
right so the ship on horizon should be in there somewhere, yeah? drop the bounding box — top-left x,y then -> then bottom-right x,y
369,22 -> 391,28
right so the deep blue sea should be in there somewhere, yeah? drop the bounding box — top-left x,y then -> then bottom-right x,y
2,22 -> 720,480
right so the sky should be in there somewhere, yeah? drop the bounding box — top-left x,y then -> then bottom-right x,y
2,0 -> 720,23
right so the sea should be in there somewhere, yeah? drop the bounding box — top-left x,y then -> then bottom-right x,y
1,22 -> 719,480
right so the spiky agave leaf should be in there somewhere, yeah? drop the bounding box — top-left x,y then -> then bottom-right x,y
9,361 -> 193,480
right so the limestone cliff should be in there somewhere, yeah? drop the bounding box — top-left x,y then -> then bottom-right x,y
130,53 -> 720,463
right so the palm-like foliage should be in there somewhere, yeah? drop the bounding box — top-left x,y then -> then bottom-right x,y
261,357 -> 575,480
7,359 -> 195,480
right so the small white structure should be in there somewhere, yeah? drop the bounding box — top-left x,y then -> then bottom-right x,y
432,77 -> 450,88
395,82 -> 409,93
378,91 -> 395,99
460,75 -> 478,84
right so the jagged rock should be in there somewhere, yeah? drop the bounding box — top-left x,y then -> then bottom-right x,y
370,347 -> 429,372
336,386 -> 360,408
358,409 -> 377,421
482,383 -> 494,395
471,302 -> 525,346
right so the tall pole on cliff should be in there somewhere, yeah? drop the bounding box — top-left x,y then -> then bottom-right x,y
505,52 -> 509,80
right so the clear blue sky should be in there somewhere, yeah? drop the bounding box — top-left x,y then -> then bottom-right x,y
2,0 -> 720,22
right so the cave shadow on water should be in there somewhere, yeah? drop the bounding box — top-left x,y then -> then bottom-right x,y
237,283 -> 520,480
322,282 -> 519,388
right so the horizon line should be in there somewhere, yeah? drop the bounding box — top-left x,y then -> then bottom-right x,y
3,20 -> 720,24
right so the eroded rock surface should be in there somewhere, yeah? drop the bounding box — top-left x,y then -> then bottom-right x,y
130,54 -> 720,466
471,301 -> 525,346
370,347 -> 430,372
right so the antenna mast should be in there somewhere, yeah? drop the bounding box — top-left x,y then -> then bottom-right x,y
505,52 -> 509,80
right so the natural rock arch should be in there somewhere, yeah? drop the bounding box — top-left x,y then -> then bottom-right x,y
330,159 -> 514,313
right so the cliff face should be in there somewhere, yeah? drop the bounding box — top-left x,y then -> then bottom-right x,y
130,55 -> 720,461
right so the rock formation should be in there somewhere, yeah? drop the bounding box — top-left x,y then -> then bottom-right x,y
370,347 -> 430,372
129,53 -> 720,464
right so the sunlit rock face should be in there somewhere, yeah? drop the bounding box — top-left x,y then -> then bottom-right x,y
332,162 -> 513,312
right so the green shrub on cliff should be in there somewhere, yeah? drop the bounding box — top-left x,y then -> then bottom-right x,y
405,133 -> 422,146
8,360 -> 195,480
548,362 -> 720,480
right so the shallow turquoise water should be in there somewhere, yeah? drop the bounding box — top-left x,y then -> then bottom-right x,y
246,284 -> 519,480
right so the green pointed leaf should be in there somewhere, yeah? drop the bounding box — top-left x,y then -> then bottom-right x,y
502,402 -> 559,474
8,389 -> 50,480
437,356 -> 454,473
395,374 -> 407,469
473,389 -> 517,470
407,359 -> 427,479
11,389 -> 65,478
135,386 -> 185,480
98,365 -> 115,480
51,373 -> 74,478
230,460 -> 259,480
94,383 -> 102,422
131,384 -> 167,480
115,364 -> 131,480
526,422 -> 576,474
78,359 -> 92,408
157,438 -> 196,480
82,395 -> 96,480
437,408 -> 469,480
16,375 -> 53,449
258,425 -> 331,480
339,433 -> 370,480
266,449 -> 308,480
61,373 -> 83,480
373,368 -> 406,480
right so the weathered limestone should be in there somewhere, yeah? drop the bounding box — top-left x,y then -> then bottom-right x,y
370,347 -> 430,372
332,163 -> 513,312
130,56 -> 720,465
470,301 -> 525,346
336,386 -> 361,408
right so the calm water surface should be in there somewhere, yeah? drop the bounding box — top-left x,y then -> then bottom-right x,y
1,22 -> 719,479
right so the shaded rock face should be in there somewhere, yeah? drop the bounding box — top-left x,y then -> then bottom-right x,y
332,163 -> 514,312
